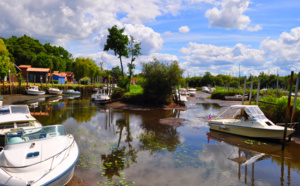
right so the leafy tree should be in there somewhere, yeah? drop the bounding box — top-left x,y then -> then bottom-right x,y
127,36 -> 141,91
141,59 -> 184,104
201,72 -> 215,86
104,25 -> 129,80
73,57 -> 100,81
0,38 -> 15,77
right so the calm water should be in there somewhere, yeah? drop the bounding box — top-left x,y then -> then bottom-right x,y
18,95 -> 300,186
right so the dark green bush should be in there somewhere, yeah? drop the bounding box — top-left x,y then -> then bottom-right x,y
53,80 -> 59,84
111,88 -> 125,99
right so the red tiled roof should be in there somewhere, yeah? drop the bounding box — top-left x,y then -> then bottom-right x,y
27,68 -> 50,72
53,73 -> 66,77
19,65 -> 31,68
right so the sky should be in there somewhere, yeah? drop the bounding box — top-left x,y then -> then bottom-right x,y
1,0 -> 300,77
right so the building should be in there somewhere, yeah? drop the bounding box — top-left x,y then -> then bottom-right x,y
19,65 -> 49,83
52,72 -> 66,84
64,72 -> 75,83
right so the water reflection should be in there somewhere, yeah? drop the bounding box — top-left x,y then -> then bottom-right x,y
12,97 -> 300,185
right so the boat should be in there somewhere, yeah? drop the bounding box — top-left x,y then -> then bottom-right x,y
92,89 -> 110,103
0,105 -> 42,145
188,88 -> 197,97
207,105 -> 295,139
174,90 -> 187,105
202,86 -> 210,93
48,87 -> 63,95
63,89 -> 81,95
0,95 -> 2,106
179,88 -> 189,96
26,86 -> 45,95
225,95 -> 248,101
0,125 -> 79,185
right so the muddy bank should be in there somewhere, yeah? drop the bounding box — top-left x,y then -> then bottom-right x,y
2,94 -> 55,105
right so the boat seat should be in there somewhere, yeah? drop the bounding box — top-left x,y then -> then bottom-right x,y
39,133 -> 47,139
9,137 -> 24,144
46,132 -> 59,138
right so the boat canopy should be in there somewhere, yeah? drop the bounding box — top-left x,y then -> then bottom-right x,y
5,125 -> 67,145
217,105 -> 267,120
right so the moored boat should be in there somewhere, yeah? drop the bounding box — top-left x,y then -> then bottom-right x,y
188,88 -> 197,97
0,105 -> 42,138
48,87 -> 63,95
63,89 -> 81,95
0,125 -> 79,185
26,86 -> 45,95
92,89 -> 110,103
207,105 -> 295,139
225,95 -> 248,101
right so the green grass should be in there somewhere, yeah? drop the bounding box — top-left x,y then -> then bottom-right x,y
124,85 -> 143,96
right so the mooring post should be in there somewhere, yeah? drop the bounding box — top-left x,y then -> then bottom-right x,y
249,75 -> 253,104
276,73 -> 279,97
242,76 -> 246,105
282,71 -> 294,151
256,75 -> 261,105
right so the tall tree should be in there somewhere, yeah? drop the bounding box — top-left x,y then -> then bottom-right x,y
0,38 -> 15,76
127,36 -> 141,91
104,25 -> 129,80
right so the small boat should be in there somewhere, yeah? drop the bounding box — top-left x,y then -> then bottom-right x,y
0,105 -> 42,146
174,90 -> 187,105
0,125 -> 79,185
63,89 -> 81,95
225,95 -> 248,101
207,105 -> 295,139
92,89 -> 110,103
48,87 -> 63,95
26,86 -> 45,95
188,88 -> 197,97
202,86 -> 210,93
179,88 -> 189,96
0,95 -> 2,106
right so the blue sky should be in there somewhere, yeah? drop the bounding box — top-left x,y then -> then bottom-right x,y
1,0 -> 300,76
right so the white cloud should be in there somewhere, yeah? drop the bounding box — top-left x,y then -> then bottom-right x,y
179,26 -> 190,33
0,0 -> 177,47
124,24 -> 164,55
247,25 -> 262,32
205,0 -> 251,30
260,27 -> 300,72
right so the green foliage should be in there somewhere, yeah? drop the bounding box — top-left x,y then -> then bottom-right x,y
80,77 -> 90,85
73,57 -> 100,80
1,35 -> 74,72
141,59 -> 184,104
0,38 -> 16,75
111,88 -> 125,99
104,25 -> 129,79
53,80 -> 59,84
17,72 -> 23,86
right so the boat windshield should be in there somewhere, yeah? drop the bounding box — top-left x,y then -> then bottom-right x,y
5,125 -> 67,145
244,107 -> 267,120
11,105 -> 30,114
0,107 -> 10,115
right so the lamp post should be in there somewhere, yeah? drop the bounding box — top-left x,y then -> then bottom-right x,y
8,68 -> 11,94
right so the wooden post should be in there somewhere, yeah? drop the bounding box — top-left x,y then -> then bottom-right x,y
276,73 -> 279,97
256,75 -> 261,105
282,71 -> 294,151
291,72 -> 299,123
249,75 -> 253,104
242,76 -> 246,105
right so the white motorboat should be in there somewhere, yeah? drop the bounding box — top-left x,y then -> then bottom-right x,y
92,89 -> 110,103
48,87 -> 63,95
26,86 -> 45,95
63,89 -> 81,95
174,90 -> 187,105
0,125 -> 79,185
202,86 -> 210,93
188,88 -> 197,97
207,105 -> 295,139
179,88 -> 189,96
0,105 -> 42,138
225,95 -> 248,101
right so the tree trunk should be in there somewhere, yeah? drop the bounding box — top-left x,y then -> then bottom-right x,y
119,55 -> 124,80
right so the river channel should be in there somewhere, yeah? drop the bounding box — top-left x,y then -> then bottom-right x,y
14,93 -> 300,186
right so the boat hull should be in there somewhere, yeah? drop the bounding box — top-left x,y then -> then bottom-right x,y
27,90 -> 46,95
208,123 -> 294,139
48,90 -> 63,95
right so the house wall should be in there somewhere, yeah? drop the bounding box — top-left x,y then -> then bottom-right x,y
28,72 -> 48,83
53,75 -> 65,84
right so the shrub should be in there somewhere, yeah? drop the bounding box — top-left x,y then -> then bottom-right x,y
53,80 -> 59,84
111,88 -> 125,99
